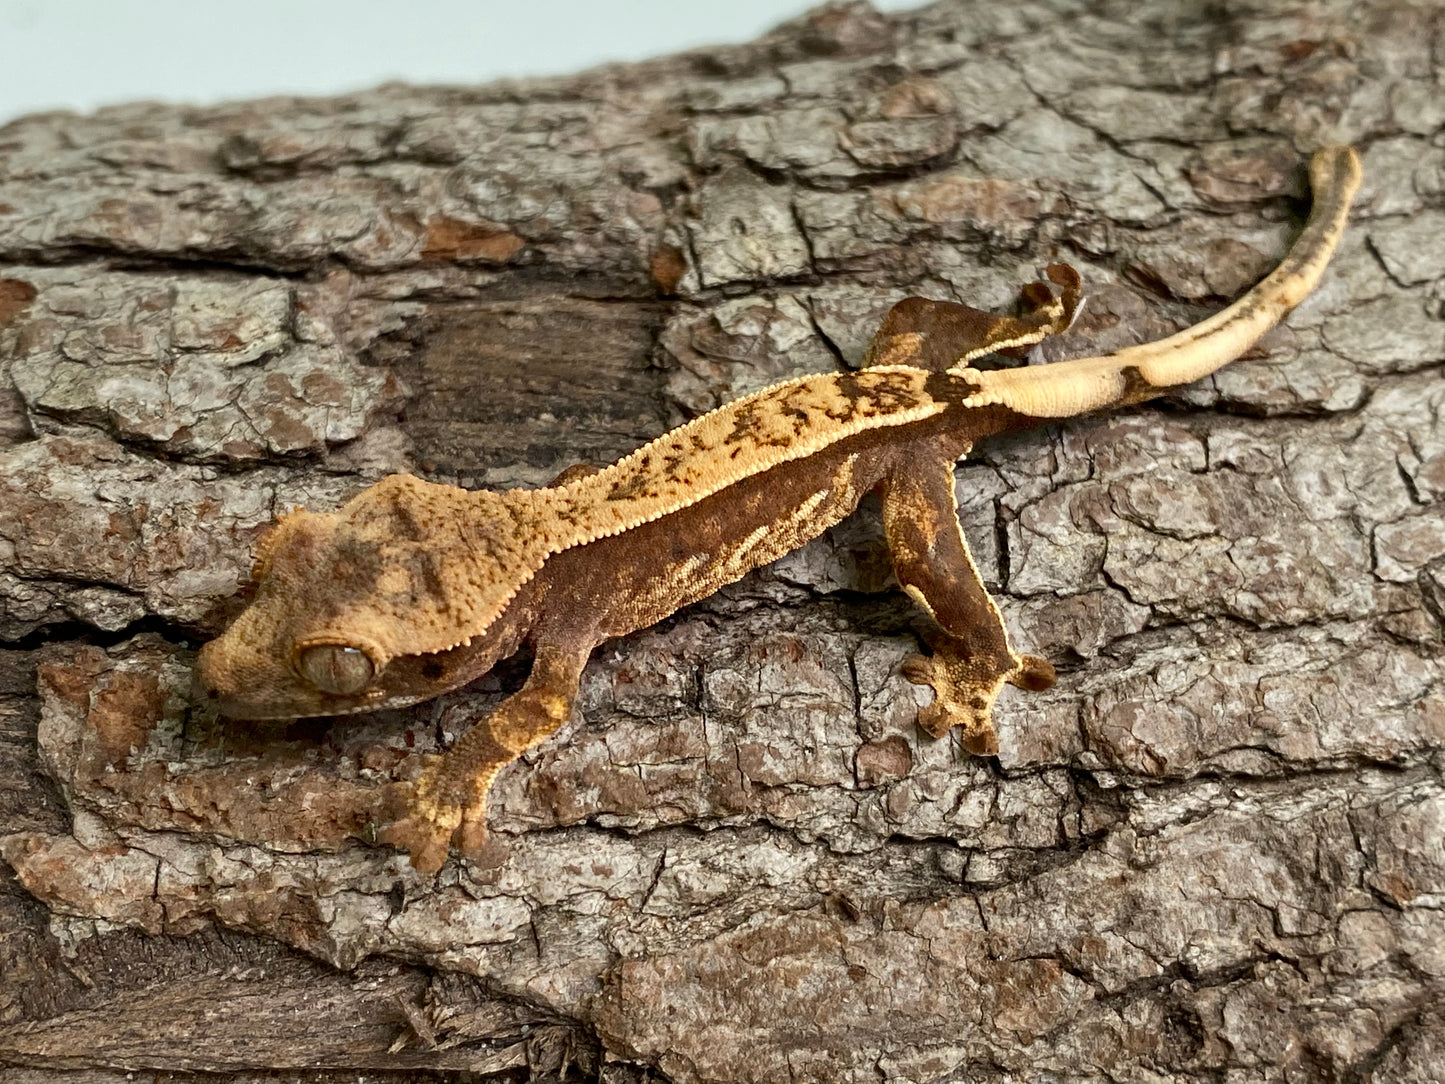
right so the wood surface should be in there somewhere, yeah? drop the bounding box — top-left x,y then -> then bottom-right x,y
2,1 -> 1443,1081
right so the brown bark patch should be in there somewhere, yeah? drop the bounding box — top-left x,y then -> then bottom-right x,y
856,736 -> 913,785
650,244 -> 688,294
0,277 -> 37,326
421,216 -> 526,263
893,176 -> 1056,231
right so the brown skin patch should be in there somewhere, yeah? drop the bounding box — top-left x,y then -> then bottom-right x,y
198,148 -> 1359,869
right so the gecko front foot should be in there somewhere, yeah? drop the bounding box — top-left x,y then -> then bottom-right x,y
377,755 -> 499,873
901,649 -> 1055,755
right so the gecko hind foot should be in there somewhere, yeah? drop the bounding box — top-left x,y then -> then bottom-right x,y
901,650 -> 1055,755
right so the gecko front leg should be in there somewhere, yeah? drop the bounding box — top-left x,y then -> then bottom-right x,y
880,461 -> 1053,755
380,642 -> 590,871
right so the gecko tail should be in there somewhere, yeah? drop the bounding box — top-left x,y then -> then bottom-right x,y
949,145 -> 1362,420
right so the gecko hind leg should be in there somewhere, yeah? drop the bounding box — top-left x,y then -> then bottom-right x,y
880,462 -> 1053,755
862,263 -> 1082,372
379,644 -> 588,872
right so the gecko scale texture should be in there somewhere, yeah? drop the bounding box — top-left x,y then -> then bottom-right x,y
198,146 -> 1362,873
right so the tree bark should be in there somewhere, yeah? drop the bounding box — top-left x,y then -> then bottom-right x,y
3,1 -> 1444,1081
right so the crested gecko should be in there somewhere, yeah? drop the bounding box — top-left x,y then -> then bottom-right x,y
198,145 -> 1362,872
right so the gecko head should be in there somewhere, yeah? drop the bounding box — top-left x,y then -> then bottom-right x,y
197,474 -> 548,719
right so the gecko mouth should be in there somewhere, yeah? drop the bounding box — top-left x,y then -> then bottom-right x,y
212,693 -> 430,722
199,672 -> 433,722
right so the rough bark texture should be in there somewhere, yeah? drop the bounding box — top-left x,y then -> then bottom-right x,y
2,1 -> 1444,1081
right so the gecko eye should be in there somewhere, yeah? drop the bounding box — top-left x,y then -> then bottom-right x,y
297,644 -> 376,695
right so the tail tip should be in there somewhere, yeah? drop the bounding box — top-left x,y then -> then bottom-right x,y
1310,144 -> 1363,200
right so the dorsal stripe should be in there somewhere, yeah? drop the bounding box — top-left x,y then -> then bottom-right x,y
530,366 -> 946,550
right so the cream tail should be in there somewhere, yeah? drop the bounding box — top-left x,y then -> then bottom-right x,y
952,145 -> 1363,419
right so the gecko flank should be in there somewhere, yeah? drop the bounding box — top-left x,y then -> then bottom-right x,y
198,146 -> 1363,872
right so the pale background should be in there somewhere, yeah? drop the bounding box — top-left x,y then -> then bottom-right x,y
0,0 -> 918,124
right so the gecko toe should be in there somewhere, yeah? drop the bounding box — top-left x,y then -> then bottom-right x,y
961,721 -> 999,757
1010,654 -> 1056,692
915,699 -> 949,739
916,696 -> 999,752
376,778 -> 461,873
377,814 -> 452,873
902,646 -> 1051,756
900,653 -> 938,686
